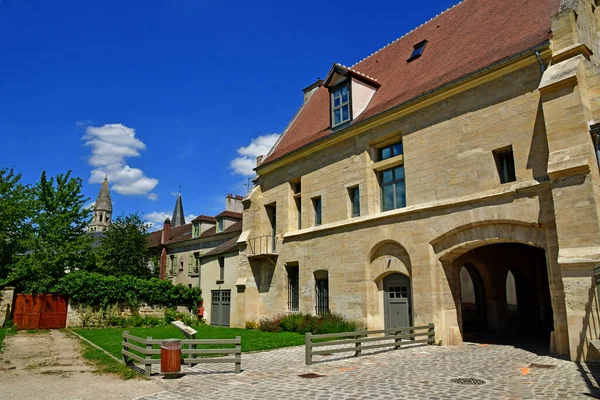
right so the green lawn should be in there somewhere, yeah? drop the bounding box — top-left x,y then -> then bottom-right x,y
73,325 -> 306,360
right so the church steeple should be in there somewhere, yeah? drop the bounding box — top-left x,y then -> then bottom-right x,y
88,176 -> 113,233
171,190 -> 185,228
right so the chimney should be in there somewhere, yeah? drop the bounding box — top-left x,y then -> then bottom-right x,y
302,79 -> 323,103
162,218 -> 171,245
225,194 -> 244,213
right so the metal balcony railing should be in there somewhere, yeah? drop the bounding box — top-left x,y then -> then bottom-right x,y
247,235 -> 277,257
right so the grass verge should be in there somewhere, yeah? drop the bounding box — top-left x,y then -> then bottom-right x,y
73,324 -> 305,360
62,330 -> 141,380
0,326 -> 16,352
79,339 -> 140,379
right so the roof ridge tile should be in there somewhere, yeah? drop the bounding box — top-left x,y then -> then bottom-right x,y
350,0 -> 464,68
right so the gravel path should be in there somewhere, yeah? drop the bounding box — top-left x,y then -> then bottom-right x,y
0,330 -> 162,400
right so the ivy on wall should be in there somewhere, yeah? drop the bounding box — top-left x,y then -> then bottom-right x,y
53,271 -> 202,310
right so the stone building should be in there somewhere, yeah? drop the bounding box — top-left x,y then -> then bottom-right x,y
150,194 -> 244,326
88,176 -> 112,233
236,0 -> 600,361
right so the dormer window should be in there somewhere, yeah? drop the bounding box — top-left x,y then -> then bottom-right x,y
323,63 -> 380,130
332,83 -> 351,127
408,40 -> 428,62
216,218 -> 224,233
192,222 -> 200,238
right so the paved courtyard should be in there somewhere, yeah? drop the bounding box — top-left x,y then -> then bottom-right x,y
137,342 -> 600,400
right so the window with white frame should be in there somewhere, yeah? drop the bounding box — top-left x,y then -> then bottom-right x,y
331,83 -> 350,127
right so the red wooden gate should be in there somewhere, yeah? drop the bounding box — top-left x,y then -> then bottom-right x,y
13,294 -> 68,330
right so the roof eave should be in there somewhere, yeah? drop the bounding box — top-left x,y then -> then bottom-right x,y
257,41 -> 551,174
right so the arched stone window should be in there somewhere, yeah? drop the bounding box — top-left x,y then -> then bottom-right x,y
506,270 -> 518,316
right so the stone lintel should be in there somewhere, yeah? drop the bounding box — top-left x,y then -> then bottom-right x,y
538,55 -> 583,93
558,246 -> 600,266
552,42 -> 593,64
548,144 -> 592,179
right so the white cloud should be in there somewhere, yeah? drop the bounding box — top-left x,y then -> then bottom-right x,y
144,211 -> 197,231
230,133 -> 280,176
82,123 -> 159,196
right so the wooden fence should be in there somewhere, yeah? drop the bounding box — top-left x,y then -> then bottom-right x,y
305,323 -> 435,365
122,331 -> 242,376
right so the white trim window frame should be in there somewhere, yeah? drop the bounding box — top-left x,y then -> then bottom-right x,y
331,82 -> 351,127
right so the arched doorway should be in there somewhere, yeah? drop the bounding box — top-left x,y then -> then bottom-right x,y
383,273 -> 412,329
456,243 -> 553,350
459,264 -> 487,337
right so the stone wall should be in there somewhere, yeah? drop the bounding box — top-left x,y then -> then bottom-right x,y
235,2 -> 600,362
66,302 -> 192,327
0,287 -> 15,327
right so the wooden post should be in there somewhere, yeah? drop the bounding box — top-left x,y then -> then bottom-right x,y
394,329 -> 402,350
428,323 -> 435,345
354,334 -> 362,358
123,331 -> 129,364
145,336 -> 152,377
191,334 -> 198,366
235,336 -> 241,374
305,332 -> 312,365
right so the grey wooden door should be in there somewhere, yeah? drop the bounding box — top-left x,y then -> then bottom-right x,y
210,290 -> 231,327
384,274 -> 411,329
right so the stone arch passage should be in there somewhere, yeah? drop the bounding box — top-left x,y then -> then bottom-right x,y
460,264 -> 487,336
454,243 -> 554,350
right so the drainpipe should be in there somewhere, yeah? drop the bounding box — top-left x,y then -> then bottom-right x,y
535,50 -> 546,73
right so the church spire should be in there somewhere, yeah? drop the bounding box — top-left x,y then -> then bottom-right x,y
88,176 -> 113,233
171,190 -> 185,228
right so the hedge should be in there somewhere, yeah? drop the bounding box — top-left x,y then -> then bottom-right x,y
52,271 -> 202,309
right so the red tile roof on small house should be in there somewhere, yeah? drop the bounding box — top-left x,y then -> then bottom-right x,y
215,210 -> 243,219
191,215 -> 217,223
263,0 -> 561,165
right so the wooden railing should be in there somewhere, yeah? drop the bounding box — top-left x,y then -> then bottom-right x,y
122,331 -> 242,376
305,323 -> 435,365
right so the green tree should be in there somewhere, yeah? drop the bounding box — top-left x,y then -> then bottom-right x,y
12,171 -> 93,292
95,212 -> 152,278
0,168 -> 34,282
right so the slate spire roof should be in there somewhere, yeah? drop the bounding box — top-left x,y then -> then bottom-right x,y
94,175 -> 112,213
171,191 -> 186,228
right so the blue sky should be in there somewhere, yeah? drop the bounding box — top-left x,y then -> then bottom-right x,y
0,0 -> 457,228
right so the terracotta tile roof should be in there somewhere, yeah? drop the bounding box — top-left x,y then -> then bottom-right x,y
149,231 -> 162,247
149,219 -> 244,247
200,235 -> 240,258
215,210 -> 243,219
191,215 -> 217,223
263,0 -> 560,164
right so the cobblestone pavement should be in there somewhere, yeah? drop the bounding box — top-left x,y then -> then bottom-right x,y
135,342 -> 600,400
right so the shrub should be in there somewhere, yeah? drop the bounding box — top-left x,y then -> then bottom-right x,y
140,316 -> 162,327
259,315 -> 282,332
258,312 -> 361,335
53,271 -> 202,310
164,308 -> 178,324
245,320 -> 259,330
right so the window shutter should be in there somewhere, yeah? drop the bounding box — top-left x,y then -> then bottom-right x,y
188,254 -> 194,276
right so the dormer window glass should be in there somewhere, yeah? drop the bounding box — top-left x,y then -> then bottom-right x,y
192,223 -> 200,238
332,83 -> 350,127
408,40 -> 428,62
217,219 -> 224,233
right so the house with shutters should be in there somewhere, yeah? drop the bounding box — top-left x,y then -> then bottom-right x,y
235,0 -> 600,362
150,194 -> 243,326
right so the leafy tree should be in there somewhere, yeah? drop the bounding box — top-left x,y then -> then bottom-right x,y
95,212 -> 152,278
0,168 -> 34,282
12,171 -> 93,292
